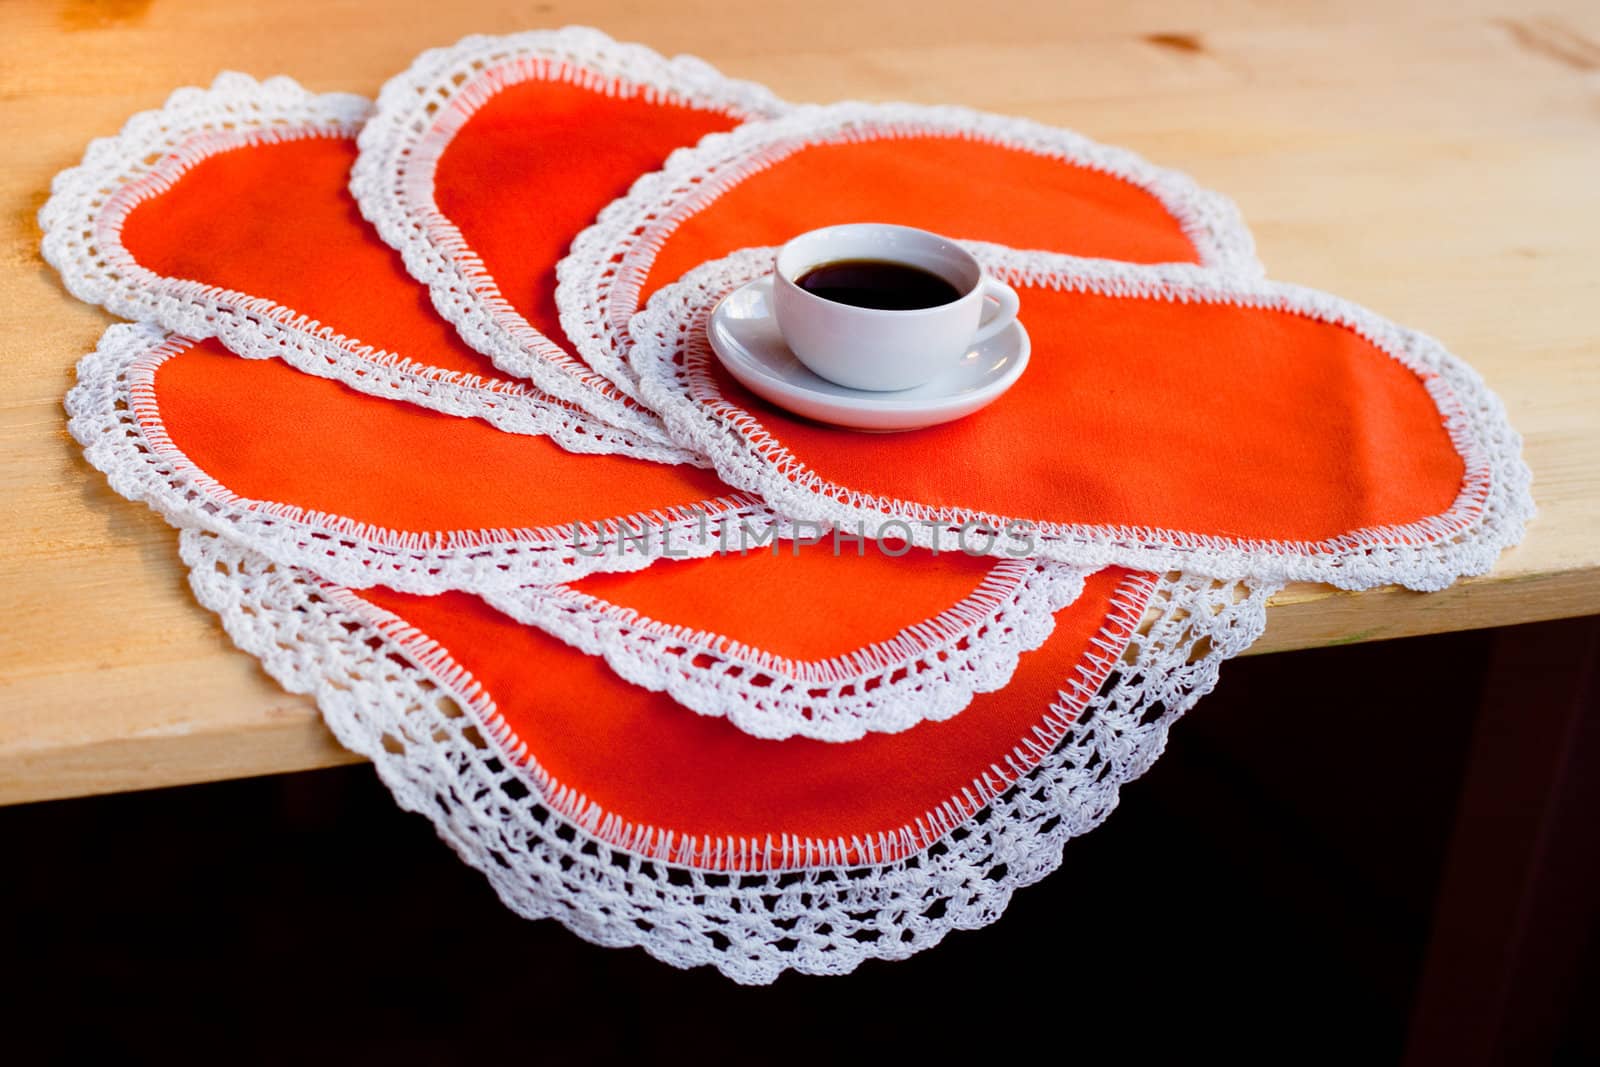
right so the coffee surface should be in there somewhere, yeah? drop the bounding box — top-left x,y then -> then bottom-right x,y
795,259 -> 962,310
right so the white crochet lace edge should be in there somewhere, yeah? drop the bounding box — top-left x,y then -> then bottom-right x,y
349,26 -> 790,448
36,70 -> 695,465
632,246 -> 1535,593
559,99 -> 1265,398
67,323 -> 781,593
486,558 -> 1090,743
71,320 -> 1102,740
182,525 -> 1276,983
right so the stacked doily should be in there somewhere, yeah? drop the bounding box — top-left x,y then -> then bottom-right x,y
44,27 -> 1532,983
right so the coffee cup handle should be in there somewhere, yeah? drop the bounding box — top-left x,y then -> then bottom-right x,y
972,277 -> 1021,345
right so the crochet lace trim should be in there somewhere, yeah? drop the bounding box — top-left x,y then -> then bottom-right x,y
184,526 -> 1275,983
630,246 -> 1534,592
37,70 -> 693,463
68,324 -> 774,593
72,323 -> 1105,742
558,99 -> 1264,397
349,26 -> 789,448
486,558 -> 1090,742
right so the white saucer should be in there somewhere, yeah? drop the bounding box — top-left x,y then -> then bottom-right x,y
705,275 -> 1030,432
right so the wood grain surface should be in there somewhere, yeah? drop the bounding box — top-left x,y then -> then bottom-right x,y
3,0 -> 1597,804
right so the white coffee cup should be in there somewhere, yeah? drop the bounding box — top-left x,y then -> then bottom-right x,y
771,223 -> 1022,392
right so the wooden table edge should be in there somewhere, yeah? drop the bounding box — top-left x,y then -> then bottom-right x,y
6,563 -> 1596,806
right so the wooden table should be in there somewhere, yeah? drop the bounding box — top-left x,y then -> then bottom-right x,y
3,0 -> 1598,806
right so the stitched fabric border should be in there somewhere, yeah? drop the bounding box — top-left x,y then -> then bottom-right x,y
486,558 -> 1090,742
630,246 -> 1534,592
37,71 -> 691,462
68,324 -> 777,593
184,526 -> 1275,983
350,26 -> 790,445
557,99 -> 1265,397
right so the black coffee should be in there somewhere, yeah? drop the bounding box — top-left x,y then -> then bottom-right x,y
795,259 -> 963,311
